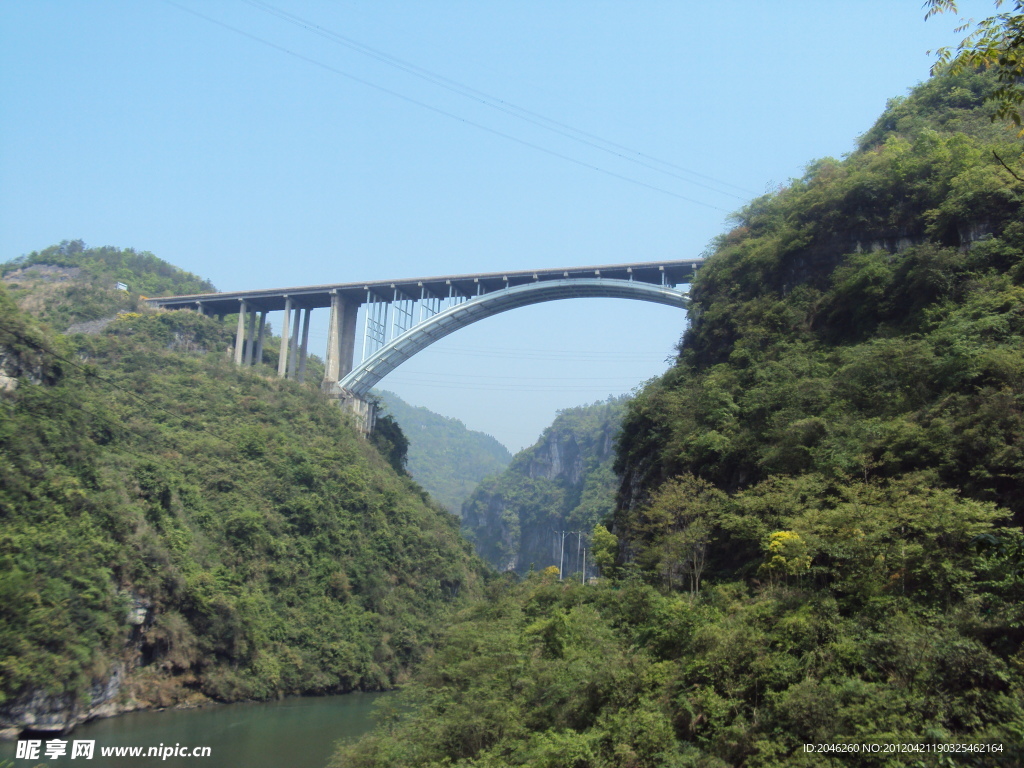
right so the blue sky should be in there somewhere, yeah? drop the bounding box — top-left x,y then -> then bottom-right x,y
0,1 -> 996,450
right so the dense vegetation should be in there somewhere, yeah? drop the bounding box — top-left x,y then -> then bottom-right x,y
0,272 -> 483,716
1,240 -> 214,332
925,0 -> 1024,137
617,67 -> 1024,519
372,390 -> 512,515
332,68 -> 1024,766
462,398 -> 624,574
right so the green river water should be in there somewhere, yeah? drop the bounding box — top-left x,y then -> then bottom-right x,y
0,692 -> 388,768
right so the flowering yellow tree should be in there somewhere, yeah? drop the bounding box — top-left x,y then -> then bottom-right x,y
761,531 -> 812,586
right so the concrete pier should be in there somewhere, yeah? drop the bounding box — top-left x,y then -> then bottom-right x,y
233,299 -> 248,365
254,311 -> 267,365
336,390 -> 376,434
298,308 -> 311,383
243,310 -> 257,366
277,297 -> 292,378
323,290 -> 359,387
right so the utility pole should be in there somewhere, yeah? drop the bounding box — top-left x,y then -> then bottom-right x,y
554,529 -> 586,582
557,528 -> 573,581
561,532 -> 569,581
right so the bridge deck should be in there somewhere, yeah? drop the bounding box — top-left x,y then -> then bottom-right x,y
148,259 -> 702,314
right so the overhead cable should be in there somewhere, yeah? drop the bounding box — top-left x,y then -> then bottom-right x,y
241,0 -> 755,200
162,0 -> 731,212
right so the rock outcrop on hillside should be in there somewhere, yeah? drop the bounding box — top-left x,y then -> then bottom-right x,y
462,398 -> 624,575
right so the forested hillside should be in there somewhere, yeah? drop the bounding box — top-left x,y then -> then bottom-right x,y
1,240 -> 213,332
617,68 -> 1024,519
333,68 -> 1024,767
0,255 -> 484,735
372,390 -> 512,515
462,398 -> 624,574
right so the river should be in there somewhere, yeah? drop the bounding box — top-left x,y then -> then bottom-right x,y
0,692 -> 388,767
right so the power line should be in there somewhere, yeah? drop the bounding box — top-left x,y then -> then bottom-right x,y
383,378 -> 645,393
440,342 -> 669,355
390,370 -> 652,382
163,0 -> 731,212
424,346 -> 674,362
241,0 -> 755,200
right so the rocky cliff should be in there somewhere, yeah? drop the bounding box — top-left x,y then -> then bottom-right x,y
461,398 -> 625,574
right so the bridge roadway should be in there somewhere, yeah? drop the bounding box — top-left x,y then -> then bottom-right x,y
147,259 -> 700,420
150,260 -> 700,315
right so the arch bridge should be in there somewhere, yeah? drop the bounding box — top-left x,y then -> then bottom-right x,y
149,259 -> 699,420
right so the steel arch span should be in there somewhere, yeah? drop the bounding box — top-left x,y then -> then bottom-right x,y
333,277 -> 689,397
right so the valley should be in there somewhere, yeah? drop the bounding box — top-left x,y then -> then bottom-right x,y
2,60 -> 1024,768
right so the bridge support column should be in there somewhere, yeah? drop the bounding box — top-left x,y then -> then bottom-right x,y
233,300 -> 248,365
277,297 -> 292,378
243,310 -> 257,366
287,306 -> 301,379
254,311 -> 267,365
323,291 -> 359,386
297,308 -> 311,383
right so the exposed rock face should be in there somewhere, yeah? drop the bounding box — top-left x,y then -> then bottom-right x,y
0,665 -> 129,736
0,592 -> 197,740
0,350 -> 45,389
0,331 -> 51,400
65,317 -> 117,335
526,432 -> 585,486
1,264 -> 82,286
462,399 -> 624,575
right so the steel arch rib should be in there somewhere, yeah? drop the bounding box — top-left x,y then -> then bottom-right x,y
336,278 -> 689,397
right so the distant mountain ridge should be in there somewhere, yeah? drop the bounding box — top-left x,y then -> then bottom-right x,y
372,390 -> 512,515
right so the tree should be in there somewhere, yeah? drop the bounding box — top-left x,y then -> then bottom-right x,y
368,413 -> 409,475
760,530 -> 811,587
629,475 -> 724,595
590,524 -> 618,577
927,1 -> 1024,135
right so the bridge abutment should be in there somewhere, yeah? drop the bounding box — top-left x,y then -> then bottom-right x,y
319,383 -> 376,434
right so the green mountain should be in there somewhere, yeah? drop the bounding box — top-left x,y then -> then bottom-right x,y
0,250 -> 483,736
461,397 -> 625,574
332,68 -> 1024,767
1,240 -> 214,332
372,390 -> 512,515
616,67 -> 1024,518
